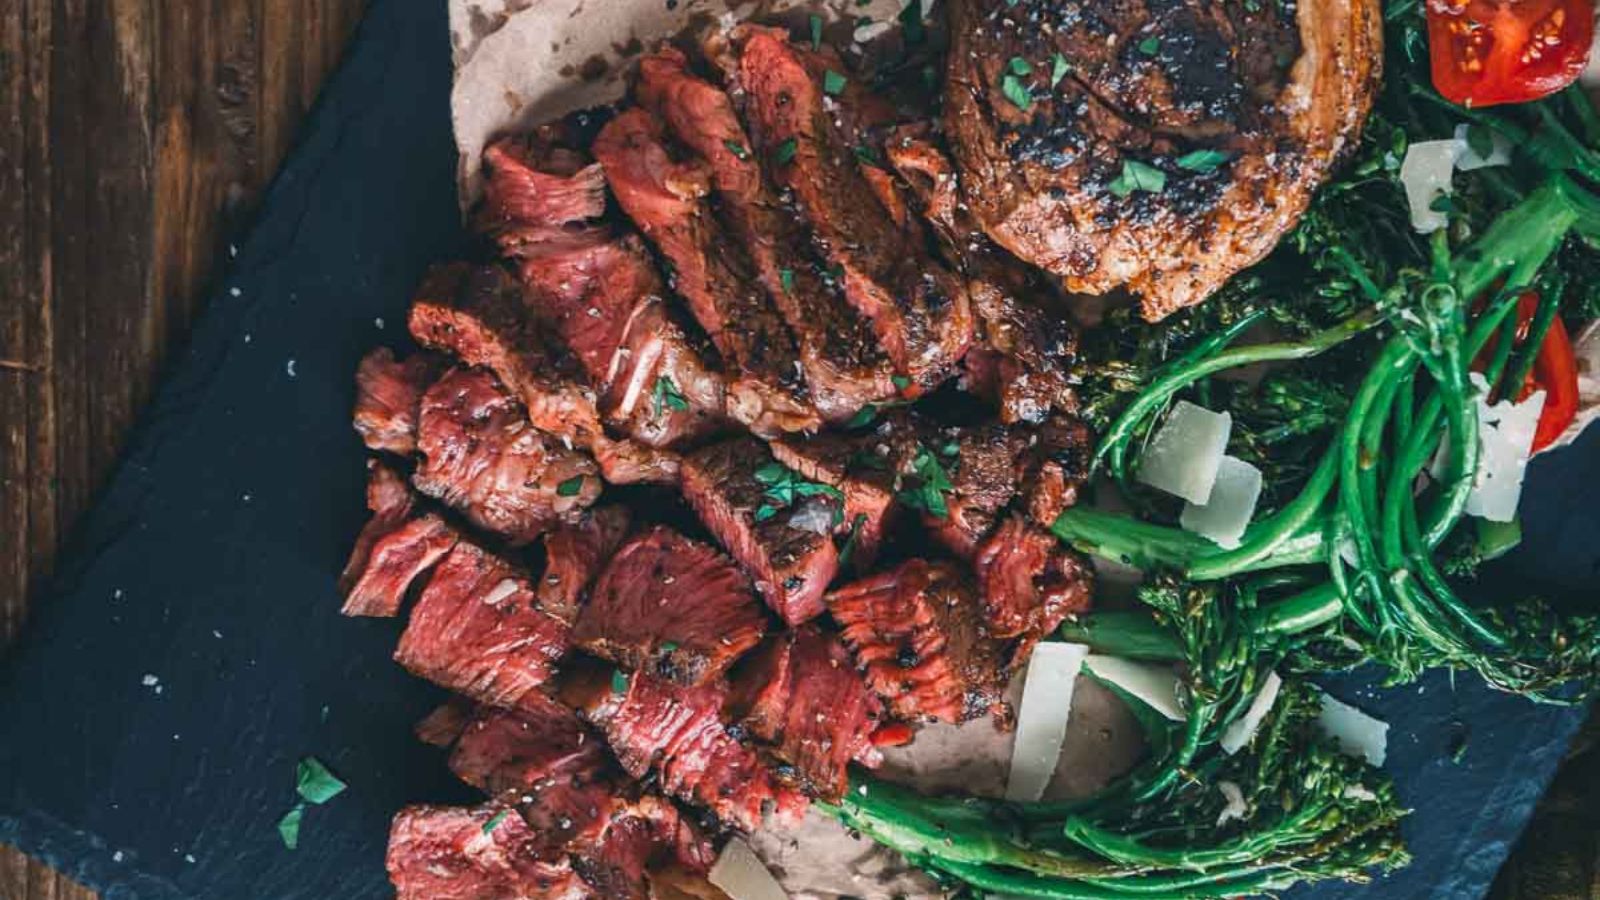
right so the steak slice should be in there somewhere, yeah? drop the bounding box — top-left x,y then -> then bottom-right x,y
387,804 -> 593,900
341,510 -> 459,619
353,348 -> 442,455
537,505 -> 633,624
944,0 -> 1381,320
1020,414 -> 1095,527
576,526 -> 767,687
826,559 -> 1009,724
974,515 -> 1095,645
395,542 -> 570,710
637,48 -> 897,424
409,262 -> 682,485
340,460 -> 417,601
593,108 -> 820,437
560,660 -> 810,831
725,626 -> 882,800
732,27 -> 973,390
679,438 -> 841,626
768,432 -> 899,572
414,367 -> 602,544
478,137 -> 608,248
918,422 -> 1031,560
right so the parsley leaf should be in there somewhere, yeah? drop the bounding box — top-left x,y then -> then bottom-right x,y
652,376 -> 689,417
661,640 -> 680,652
723,139 -> 751,161
1175,148 -> 1232,174
845,405 -> 878,429
611,669 -> 630,694
752,461 -> 843,522
1108,159 -> 1166,197
810,14 -> 824,50
1138,36 -> 1161,55
1051,52 -> 1071,87
1007,56 -> 1032,76
1001,73 -> 1032,111
278,804 -> 305,850
556,475 -> 586,497
853,143 -> 880,166
780,268 -> 795,293
295,757 -> 346,805
483,810 -> 513,835
897,445 -> 954,518
891,375 -> 912,391
774,137 -> 799,166
824,69 -> 848,96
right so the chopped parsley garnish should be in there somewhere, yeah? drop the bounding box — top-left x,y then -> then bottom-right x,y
824,70 -> 849,96
556,475 -> 586,497
1138,36 -> 1161,55
853,144 -> 880,166
780,268 -> 795,293
482,810 -> 513,834
611,669 -> 630,695
845,405 -> 878,429
278,804 -> 305,850
1051,53 -> 1071,87
1175,149 -> 1232,173
723,139 -> 751,161
1001,73 -> 1032,111
753,461 -> 843,522
652,375 -> 689,417
939,440 -> 960,458
838,514 -> 869,567
1007,56 -> 1032,76
295,757 -> 346,805
774,137 -> 799,166
897,446 -> 954,518
810,14 -> 824,50
1109,159 -> 1167,198
661,640 -> 680,652
891,375 -> 912,391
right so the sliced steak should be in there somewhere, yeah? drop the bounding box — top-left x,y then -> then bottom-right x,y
409,261 -> 681,485
637,48 -> 897,423
560,660 -> 810,831
768,432 -> 899,571
679,438 -> 841,626
918,422 -> 1030,560
395,542 -> 570,710
826,559 -> 1009,724
974,515 -> 1095,645
732,27 -> 972,390
593,108 -> 820,437
725,626 -> 882,800
576,526 -> 767,686
944,0 -> 1381,320
537,505 -> 633,624
414,699 -> 473,748
341,511 -> 458,619
478,137 -> 608,248
353,348 -> 442,455
387,804 -> 592,900
414,367 -> 602,544
340,460 -> 417,601
1020,414 -> 1094,527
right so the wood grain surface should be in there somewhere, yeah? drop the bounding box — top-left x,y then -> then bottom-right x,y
0,2 -> 1592,899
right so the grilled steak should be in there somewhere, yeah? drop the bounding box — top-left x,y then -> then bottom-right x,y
413,367 -> 602,544
637,48 -> 898,424
732,27 -> 973,390
679,438 -> 841,626
944,0 -> 1382,320
414,699 -> 473,748
561,659 -> 810,830
537,505 -> 634,624
576,526 -> 768,686
919,421 -> 1032,560
479,138 -> 608,249
769,431 -> 900,571
388,804 -> 592,900
409,262 -> 681,485
341,510 -> 458,619
353,348 -> 442,455
594,108 -> 821,437
725,626 -> 882,800
974,515 -> 1094,645
826,559 -> 1009,724
340,461 -> 417,601
395,542 -> 570,710
1020,413 -> 1095,527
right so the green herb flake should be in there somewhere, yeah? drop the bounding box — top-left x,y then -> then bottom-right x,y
845,405 -> 878,429
892,375 -> 912,391
1175,148 -> 1232,174
556,475 -> 586,498
1108,159 -> 1167,198
611,669 -> 630,695
652,376 -> 689,417
1137,36 -> 1161,55
897,446 -> 954,519
780,268 -> 795,293
723,139 -> 751,161
295,757 -> 346,805
278,804 -> 305,850
1001,73 -> 1032,111
661,640 -> 679,653
838,514 -> 868,567
824,69 -> 848,96
809,14 -> 824,50
853,144 -> 880,166
482,809 -> 513,835
751,460 -> 844,523
774,137 -> 799,166
1007,56 -> 1032,76
1051,52 -> 1071,87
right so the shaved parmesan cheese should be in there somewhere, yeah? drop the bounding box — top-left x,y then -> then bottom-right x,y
1452,124 -> 1511,171
1315,693 -> 1389,767
1083,656 -> 1186,722
1400,139 -> 1457,233
1465,372 -> 1546,522
1220,671 -> 1282,755
710,838 -> 788,900
1136,401 -> 1233,505
1005,642 -> 1090,802
1216,780 -> 1248,826
1180,455 -> 1263,549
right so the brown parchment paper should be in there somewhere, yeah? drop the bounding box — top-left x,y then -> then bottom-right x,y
445,2 -> 1146,895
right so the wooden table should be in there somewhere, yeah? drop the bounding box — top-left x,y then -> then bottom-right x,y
0,2 -> 1593,898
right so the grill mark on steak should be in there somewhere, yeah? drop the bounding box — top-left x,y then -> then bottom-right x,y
408,262 -> 681,485
732,27 -> 973,390
537,505 -> 634,624
945,0 -> 1382,320
576,526 -> 768,686
637,47 -> 898,424
395,541 -> 571,711
353,348 -> 444,455
679,437 -> 841,626
413,367 -> 603,545
593,107 -> 822,437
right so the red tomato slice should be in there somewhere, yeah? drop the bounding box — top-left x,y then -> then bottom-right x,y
1470,292 -> 1581,452
1426,0 -> 1596,107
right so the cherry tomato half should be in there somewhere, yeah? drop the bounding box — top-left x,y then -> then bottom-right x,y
1426,0 -> 1596,107
1471,293 -> 1581,452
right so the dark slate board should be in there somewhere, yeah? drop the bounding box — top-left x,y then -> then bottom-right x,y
0,1 -> 1594,897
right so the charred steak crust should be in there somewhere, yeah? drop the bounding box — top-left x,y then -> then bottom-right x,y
537,505 -> 634,624
945,0 -> 1382,320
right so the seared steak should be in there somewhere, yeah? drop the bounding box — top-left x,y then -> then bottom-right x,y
408,262 -> 680,485
1020,414 -> 1095,527
974,515 -> 1094,645
944,0 -> 1382,319
576,526 -> 768,686
826,559 -> 1009,724
340,461 -> 417,601
413,367 -> 602,544
679,438 -> 841,626
637,48 -> 898,424
919,421 -> 1032,560
353,348 -> 442,455
387,804 -> 592,900
537,506 -> 634,624
725,626 -> 882,800
395,542 -> 570,710
594,108 -> 821,437
769,431 -> 900,571
341,510 -> 458,619
732,27 -> 973,390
